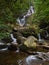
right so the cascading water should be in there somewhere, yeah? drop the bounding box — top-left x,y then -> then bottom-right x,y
17,16 -> 25,27
25,5 -> 34,17
10,34 -> 19,52
0,41 -> 8,51
10,34 -> 17,45
38,33 -> 43,44
17,5 -> 34,26
38,33 -> 42,42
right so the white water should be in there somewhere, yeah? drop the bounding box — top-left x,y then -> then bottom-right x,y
10,34 -> 17,45
26,55 -> 37,65
38,33 -> 43,43
17,5 -> 34,26
0,42 -> 4,45
17,16 -> 25,26
25,5 -> 34,17
0,47 -> 8,51
38,33 -> 42,42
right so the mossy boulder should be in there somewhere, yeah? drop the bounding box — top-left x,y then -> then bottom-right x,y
24,36 -> 37,48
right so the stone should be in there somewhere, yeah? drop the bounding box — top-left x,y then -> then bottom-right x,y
8,44 -> 17,51
24,36 -> 37,48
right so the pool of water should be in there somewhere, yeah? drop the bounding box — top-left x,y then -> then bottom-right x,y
0,51 -> 28,65
0,51 -> 49,65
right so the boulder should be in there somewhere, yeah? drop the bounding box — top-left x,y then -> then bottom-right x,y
24,36 -> 37,48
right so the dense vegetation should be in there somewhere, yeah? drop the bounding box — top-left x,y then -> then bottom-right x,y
33,0 -> 49,28
0,0 -> 30,39
0,0 -> 49,39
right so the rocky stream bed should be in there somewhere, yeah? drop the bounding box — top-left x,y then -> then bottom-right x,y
0,27 -> 49,65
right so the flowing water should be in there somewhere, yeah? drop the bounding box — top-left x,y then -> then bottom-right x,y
17,5 -> 34,26
10,34 -> 17,45
38,33 -> 44,44
0,34 -> 49,65
0,51 -> 49,65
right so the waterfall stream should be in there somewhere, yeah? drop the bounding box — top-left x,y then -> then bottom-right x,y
10,34 -> 17,45
10,34 -> 19,52
17,5 -> 34,26
38,33 -> 43,44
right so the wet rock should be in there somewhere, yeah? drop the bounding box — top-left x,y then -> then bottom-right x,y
12,31 -> 24,44
40,30 -> 49,40
8,44 -> 17,51
13,27 -> 36,38
24,36 -> 37,48
1,36 -> 13,43
19,44 -> 28,52
19,36 -> 37,53
0,45 -> 7,49
17,36 -> 26,44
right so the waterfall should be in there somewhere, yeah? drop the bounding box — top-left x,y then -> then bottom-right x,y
17,16 -> 25,26
25,5 -> 34,17
17,5 -> 34,26
38,33 -> 43,43
10,34 -> 17,44
38,33 -> 42,42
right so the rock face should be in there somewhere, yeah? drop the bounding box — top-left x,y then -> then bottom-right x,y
24,36 -> 37,48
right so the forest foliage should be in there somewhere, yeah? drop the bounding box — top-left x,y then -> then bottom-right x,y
0,0 -> 49,39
